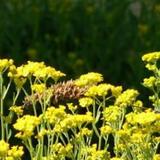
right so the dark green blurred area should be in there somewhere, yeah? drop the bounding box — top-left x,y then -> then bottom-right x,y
0,0 -> 160,89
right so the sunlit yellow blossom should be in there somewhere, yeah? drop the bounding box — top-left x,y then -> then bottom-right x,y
75,72 -> 103,87
133,111 -> 157,125
31,83 -> 46,93
154,154 -> 160,160
126,110 -> 159,126
83,144 -> 110,160
8,146 -> 24,158
67,103 -> 77,112
103,105 -> 122,123
143,76 -> 156,88
130,132 -> 147,143
79,97 -> 94,107
142,52 -> 160,63
54,112 -> 94,133
44,106 -> 66,124
85,83 -> 112,97
145,63 -> 157,71
76,128 -> 92,138
115,89 -> 139,107
0,140 -> 9,157
116,129 -> 130,139
133,100 -> 143,108
0,59 -> 13,73
13,115 -> 40,139
8,64 -> 27,88
33,66 -> 65,81
9,105 -> 24,116
100,125 -> 113,135
110,85 -> 123,97
52,143 -> 73,158
16,61 -> 46,77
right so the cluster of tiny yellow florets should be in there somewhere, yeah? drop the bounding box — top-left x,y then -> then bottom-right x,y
75,72 -> 103,87
0,140 -> 23,159
0,59 -> 13,73
13,115 -> 40,139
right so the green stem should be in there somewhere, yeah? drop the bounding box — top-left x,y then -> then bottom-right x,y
13,88 -> 20,105
0,74 -> 4,140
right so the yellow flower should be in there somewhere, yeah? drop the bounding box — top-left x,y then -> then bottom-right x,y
100,125 -> 113,135
0,140 -> 9,157
83,144 -> 110,160
33,66 -> 65,81
134,111 -> 157,125
76,128 -> 92,138
115,89 -> 139,108
154,154 -> 160,160
54,112 -> 94,133
133,100 -> 143,108
44,106 -> 66,125
8,146 -> 24,158
143,76 -> 156,88
85,83 -> 112,97
52,143 -> 73,158
142,52 -> 160,63
110,85 -> 123,97
75,72 -> 103,87
126,110 -> 159,126
16,61 -> 46,77
0,59 -> 13,73
103,105 -> 122,123
67,103 -> 77,112
79,97 -> 94,107
9,105 -> 24,116
31,83 -> 46,93
13,115 -> 40,139
145,63 -> 157,71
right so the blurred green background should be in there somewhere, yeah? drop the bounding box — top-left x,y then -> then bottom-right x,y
0,0 -> 160,90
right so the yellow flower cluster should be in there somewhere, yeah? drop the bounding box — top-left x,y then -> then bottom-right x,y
142,51 -> 160,63
75,72 -> 103,87
82,144 -> 110,160
0,140 -> 23,159
51,143 -> 73,159
115,89 -> 139,107
9,105 -> 24,116
7,146 -> 24,159
85,83 -> 112,97
100,125 -> 113,136
143,76 -> 156,88
126,110 -> 160,126
8,61 -> 65,82
0,140 -> 9,157
43,106 -> 66,124
0,59 -> 13,73
33,66 -> 66,81
31,83 -> 46,93
54,112 -> 94,133
103,105 -> 122,123
79,97 -> 94,107
76,128 -> 92,138
13,115 -> 40,139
